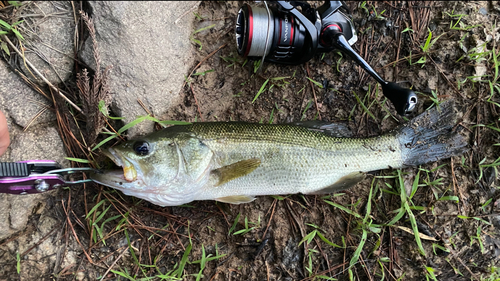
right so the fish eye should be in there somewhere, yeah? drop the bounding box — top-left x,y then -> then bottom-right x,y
133,141 -> 150,156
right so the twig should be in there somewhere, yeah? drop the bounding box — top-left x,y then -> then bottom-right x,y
266,260 -> 270,281
21,222 -> 63,256
61,196 -> 94,264
174,2 -> 200,25
180,43 -> 228,95
190,84 -> 204,121
261,199 -> 277,241
137,99 -> 153,116
99,247 -> 129,281
305,63 -> 322,120
1,34 -> 84,114
427,55 -> 467,99
23,106 -> 49,131
215,204 -> 230,227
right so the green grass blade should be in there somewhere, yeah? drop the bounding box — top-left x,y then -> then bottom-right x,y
349,228 -> 367,267
175,243 -> 192,278
86,200 -> 106,219
324,200 -> 363,219
396,170 -> 426,255
421,29 -> 432,52
316,231 -> 343,248
92,134 -> 118,151
352,90 -> 376,121
117,115 -> 150,134
65,157 -> 92,164
193,24 -> 215,34
252,78 -> 269,103
0,19 -> 12,30
110,270 -> 135,280
228,213 -> 241,234
306,77 -> 324,88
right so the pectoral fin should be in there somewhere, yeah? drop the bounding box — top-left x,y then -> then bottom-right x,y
216,195 -> 256,204
212,158 -> 261,187
308,171 -> 365,195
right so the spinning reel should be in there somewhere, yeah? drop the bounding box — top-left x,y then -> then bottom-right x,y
235,1 -> 417,116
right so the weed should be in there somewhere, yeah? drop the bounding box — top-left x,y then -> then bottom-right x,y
228,213 -> 241,235
220,55 -> 239,68
306,77 -> 324,89
408,29 -> 444,67
253,59 -> 262,73
190,24 -> 215,50
402,27 -> 414,33
369,4 -> 387,20
299,223 -> 344,248
481,198 -> 493,212
232,215 -> 261,236
270,76 -> 291,87
445,10 -> 481,31
432,243 -> 450,255
192,69 -> 214,76
0,19 -> 24,41
424,89 -> 442,110
252,78 -> 269,103
16,251 -> 20,274
92,115 -> 190,151
301,100 -> 313,121
305,248 -> 319,277
425,266 -> 438,281
456,215 -> 491,226
174,242 -> 192,279
190,244 -> 226,281
358,1 -> 368,14
65,157 -> 92,164
352,89 -> 377,121
193,12 -> 205,21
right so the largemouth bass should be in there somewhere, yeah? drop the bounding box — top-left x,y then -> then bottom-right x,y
91,101 -> 467,206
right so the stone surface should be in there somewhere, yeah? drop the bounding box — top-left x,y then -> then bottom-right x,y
20,1 -> 75,84
80,1 -> 199,137
0,60 -> 54,128
0,59 -> 67,240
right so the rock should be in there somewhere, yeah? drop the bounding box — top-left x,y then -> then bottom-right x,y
79,1 -> 199,137
0,59 -> 67,240
0,60 -> 54,128
19,1 -> 75,84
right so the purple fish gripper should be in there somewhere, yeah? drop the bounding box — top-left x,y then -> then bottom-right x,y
0,175 -> 65,194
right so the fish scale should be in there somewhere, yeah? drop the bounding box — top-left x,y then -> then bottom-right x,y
195,126 -> 402,200
91,101 -> 468,206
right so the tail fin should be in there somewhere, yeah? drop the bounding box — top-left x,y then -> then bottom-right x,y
398,100 -> 468,166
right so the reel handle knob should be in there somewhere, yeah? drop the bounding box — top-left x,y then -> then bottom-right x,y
323,26 -> 417,115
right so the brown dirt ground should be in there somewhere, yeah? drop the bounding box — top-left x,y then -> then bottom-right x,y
1,1 -> 499,281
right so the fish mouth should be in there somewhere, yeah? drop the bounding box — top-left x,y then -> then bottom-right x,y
103,148 -> 137,182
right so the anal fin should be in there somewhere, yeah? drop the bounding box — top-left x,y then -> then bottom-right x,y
216,195 -> 256,204
308,171 -> 365,195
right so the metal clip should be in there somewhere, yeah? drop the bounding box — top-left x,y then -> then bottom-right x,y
0,160 -> 97,194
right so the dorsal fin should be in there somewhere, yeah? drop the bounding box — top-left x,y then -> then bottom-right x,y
290,121 -> 352,138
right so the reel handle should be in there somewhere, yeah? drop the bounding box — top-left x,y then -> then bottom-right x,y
325,27 -> 418,115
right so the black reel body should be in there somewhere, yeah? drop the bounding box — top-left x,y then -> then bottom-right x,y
235,1 -> 418,116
